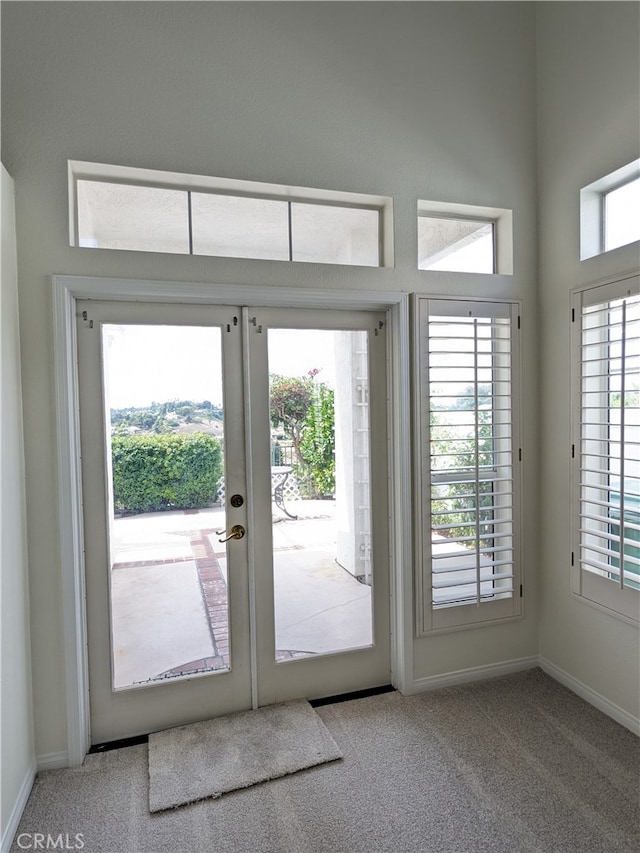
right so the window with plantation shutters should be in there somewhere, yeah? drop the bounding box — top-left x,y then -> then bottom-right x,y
572,275 -> 640,624
415,298 -> 522,633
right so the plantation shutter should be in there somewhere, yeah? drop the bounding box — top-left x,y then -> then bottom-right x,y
572,276 -> 640,623
415,298 -> 522,633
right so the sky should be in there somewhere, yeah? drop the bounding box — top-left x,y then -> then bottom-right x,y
102,325 -> 337,410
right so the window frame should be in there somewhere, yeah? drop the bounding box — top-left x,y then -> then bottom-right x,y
68,160 -> 394,267
417,213 -> 496,274
580,160 -> 640,260
416,200 -> 513,276
571,273 -> 640,625
603,175 -> 640,254
414,295 -> 523,635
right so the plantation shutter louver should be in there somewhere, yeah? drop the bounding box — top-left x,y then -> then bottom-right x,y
416,298 -> 522,633
573,277 -> 640,623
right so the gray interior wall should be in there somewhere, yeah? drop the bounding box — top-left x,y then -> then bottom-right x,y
1,164 -> 35,845
536,1 -> 640,717
2,0 -> 538,761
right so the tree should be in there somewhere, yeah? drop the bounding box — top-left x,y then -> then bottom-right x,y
269,372 -> 336,498
429,403 -> 494,547
269,375 -> 313,465
299,383 -> 335,497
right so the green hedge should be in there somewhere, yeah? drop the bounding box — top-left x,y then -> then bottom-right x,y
111,433 -> 223,514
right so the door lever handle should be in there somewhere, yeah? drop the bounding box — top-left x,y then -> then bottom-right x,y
218,524 -> 246,543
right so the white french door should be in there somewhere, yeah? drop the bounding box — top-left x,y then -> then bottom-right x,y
246,307 -> 390,708
77,299 -> 390,743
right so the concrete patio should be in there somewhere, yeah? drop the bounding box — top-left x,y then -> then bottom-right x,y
109,501 -> 373,689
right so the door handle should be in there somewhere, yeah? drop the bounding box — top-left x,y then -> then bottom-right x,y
218,524 -> 246,543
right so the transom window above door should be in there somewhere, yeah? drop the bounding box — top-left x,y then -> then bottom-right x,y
417,199 -> 513,275
68,161 -> 393,267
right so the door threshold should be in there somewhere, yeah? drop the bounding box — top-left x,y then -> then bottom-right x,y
88,685 -> 396,752
88,734 -> 149,754
309,684 -> 395,708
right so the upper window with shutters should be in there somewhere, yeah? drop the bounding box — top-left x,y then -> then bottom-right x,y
414,297 -> 523,633
571,275 -> 640,624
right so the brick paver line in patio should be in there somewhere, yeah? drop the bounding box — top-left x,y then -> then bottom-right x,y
115,521 -> 316,683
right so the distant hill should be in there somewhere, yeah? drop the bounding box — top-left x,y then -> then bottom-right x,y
110,400 -> 223,436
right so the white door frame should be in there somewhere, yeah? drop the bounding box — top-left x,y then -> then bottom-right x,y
52,275 -> 413,766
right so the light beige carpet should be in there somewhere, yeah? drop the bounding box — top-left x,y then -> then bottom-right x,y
12,671 -> 640,851
147,699 -> 342,812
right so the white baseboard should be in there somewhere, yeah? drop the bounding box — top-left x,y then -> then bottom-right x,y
1,760 -> 36,853
409,655 -> 639,735
36,751 -> 69,771
3,656 -> 634,853
408,655 -> 539,694
538,656 -> 640,736
1,753 -> 70,852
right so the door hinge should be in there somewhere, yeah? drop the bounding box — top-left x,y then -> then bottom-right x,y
571,307 -> 575,322
571,551 -> 575,567
520,584 -> 523,598
79,310 -> 94,329
517,315 -> 521,330
571,443 -> 575,459
374,320 -> 385,336
518,448 -> 522,462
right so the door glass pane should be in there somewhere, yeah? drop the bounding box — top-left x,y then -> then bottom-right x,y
268,329 -> 374,661
77,180 -> 190,253
101,325 -> 230,690
191,192 -> 290,260
290,203 -> 380,266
